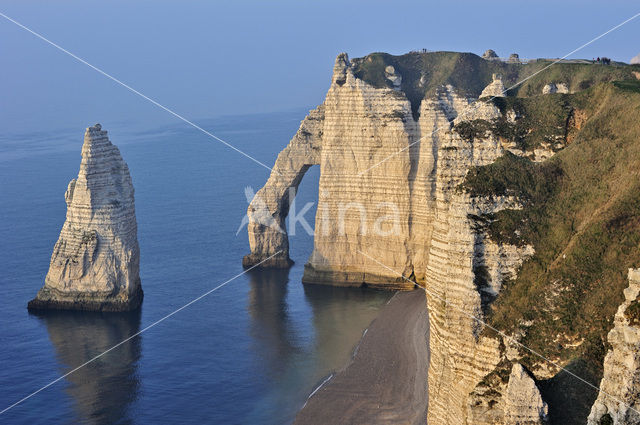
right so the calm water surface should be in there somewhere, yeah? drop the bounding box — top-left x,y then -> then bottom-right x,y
0,112 -> 393,424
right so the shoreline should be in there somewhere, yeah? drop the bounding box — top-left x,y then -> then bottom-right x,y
294,289 -> 429,425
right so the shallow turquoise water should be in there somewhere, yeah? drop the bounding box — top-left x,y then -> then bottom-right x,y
0,112 -> 392,424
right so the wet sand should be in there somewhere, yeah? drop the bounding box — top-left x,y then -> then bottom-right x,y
294,289 -> 429,425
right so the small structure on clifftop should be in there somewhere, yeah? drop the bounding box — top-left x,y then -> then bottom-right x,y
508,53 -> 521,63
482,49 -> 498,60
28,124 -> 143,312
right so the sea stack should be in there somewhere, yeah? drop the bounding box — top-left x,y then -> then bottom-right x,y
28,124 -> 142,312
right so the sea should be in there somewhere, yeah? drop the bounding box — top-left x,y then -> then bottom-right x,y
0,111 -> 393,424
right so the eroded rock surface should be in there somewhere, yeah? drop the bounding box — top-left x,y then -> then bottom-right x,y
242,106 -> 323,268
482,49 -> 498,60
480,74 -> 506,98
503,363 -> 549,424
542,82 -> 569,94
28,124 -> 142,312
588,269 -> 640,424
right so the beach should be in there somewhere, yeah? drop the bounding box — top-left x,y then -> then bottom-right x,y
294,289 -> 429,425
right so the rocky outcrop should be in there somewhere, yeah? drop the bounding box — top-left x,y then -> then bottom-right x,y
542,83 -> 569,94
422,95 -> 539,425
480,74 -> 506,98
468,362 -> 548,424
28,124 -> 142,312
588,269 -> 640,424
384,65 -> 402,89
503,363 -> 548,424
482,49 -> 498,60
630,54 -> 640,65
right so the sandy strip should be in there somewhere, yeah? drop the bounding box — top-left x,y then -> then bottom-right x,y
294,289 -> 429,425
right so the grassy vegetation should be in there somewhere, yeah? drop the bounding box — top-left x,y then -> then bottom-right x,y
515,61 -> 634,97
352,51 -> 499,119
453,92 -> 574,151
460,152 -> 562,246
350,51 -> 637,121
613,79 -> 640,93
460,82 -> 640,424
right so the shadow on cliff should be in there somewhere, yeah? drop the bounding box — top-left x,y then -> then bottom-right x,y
537,358 -> 600,425
31,309 -> 142,425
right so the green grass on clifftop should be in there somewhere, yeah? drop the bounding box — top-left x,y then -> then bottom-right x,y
350,51 -> 637,120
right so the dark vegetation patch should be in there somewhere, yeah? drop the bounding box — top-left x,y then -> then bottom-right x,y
613,79 -> 640,93
460,152 -> 562,247
624,295 -> 640,326
454,95 -> 574,152
537,359 -> 601,425
599,414 -> 614,425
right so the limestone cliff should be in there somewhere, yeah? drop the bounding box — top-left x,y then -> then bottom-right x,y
28,124 -> 142,312
245,50 -> 640,424
588,269 -> 640,425
242,106 -> 323,268
245,51 -> 539,423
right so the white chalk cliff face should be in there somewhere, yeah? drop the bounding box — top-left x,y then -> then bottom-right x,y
245,53 -> 547,423
588,269 -> 640,425
28,124 -> 142,312
480,73 -> 506,98
242,106 -> 323,268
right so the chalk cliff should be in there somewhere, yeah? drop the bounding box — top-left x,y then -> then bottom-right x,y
588,269 -> 640,425
28,124 -> 142,312
245,51 -> 538,423
245,50 -> 640,424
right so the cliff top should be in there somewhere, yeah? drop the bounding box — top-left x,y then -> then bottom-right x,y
348,50 -> 639,118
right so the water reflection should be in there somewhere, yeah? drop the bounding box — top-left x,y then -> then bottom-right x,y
302,284 -> 394,369
34,310 -> 142,425
244,270 -> 392,424
246,268 -> 300,378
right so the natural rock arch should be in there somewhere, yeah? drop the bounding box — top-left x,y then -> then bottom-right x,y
242,106 -> 324,268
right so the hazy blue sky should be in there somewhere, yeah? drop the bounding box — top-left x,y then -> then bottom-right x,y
1,0 -> 639,134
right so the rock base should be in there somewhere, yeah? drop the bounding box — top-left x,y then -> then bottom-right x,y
302,264 -> 416,290
242,254 -> 294,269
28,281 -> 143,312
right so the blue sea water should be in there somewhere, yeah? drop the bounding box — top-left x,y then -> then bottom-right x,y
0,112 -> 392,424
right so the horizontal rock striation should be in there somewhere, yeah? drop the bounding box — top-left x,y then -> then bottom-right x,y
242,106 -> 324,268
588,269 -> 640,425
28,124 -> 142,312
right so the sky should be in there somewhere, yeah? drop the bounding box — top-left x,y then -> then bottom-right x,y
0,0 -> 639,134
